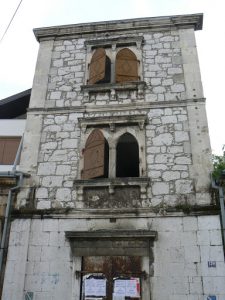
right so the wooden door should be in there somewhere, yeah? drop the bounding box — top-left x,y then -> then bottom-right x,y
81,256 -> 142,300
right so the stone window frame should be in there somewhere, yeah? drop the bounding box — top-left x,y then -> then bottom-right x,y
74,115 -> 150,201
78,115 -> 147,179
66,230 -> 157,300
81,36 -> 146,101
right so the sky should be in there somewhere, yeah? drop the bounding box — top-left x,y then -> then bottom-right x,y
0,0 -> 224,154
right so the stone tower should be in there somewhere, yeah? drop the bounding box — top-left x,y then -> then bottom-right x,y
2,14 -> 225,300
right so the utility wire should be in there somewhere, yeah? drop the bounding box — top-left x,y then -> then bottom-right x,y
0,0 -> 23,43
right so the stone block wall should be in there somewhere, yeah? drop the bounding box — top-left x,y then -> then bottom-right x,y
20,25 -> 211,210
35,112 -> 82,209
33,101 -> 210,209
46,30 -> 186,108
2,14 -> 223,300
2,215 -> 225,300
147,106 -> 194,206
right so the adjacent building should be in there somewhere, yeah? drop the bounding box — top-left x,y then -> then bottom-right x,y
0,89 -> 30,294
1,14 -> 225,300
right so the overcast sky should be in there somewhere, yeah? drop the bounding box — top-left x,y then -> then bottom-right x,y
0,0 -> 224,154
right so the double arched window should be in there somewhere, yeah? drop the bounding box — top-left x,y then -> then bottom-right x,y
88,48 -> 139,85
81,129 -> 139,179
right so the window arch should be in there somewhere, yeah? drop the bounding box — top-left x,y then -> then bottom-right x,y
116,133 -> 139,177
82,129 -> 109,179
89,48 -> 111,84
115,48 -> 139,83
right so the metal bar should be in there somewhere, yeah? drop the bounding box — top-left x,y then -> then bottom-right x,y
211,174 -> 225,255
76,270 -> 147,277
0,172 -> 24,272
0,137 -> 25,280
219,187 -> 225,246
12,136 -> 23,172
0,190 -> 12,264
0,171 -> 29,178
0,172 -> 17,177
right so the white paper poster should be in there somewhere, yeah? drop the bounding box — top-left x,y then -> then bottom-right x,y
114,280 -> 126,296
125,279 -> 138,297
113,278 -> 140,298
85,278 -> 106,297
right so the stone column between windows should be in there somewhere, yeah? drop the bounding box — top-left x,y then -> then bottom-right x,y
109,145 -> 116,178
111,45 -> 117,83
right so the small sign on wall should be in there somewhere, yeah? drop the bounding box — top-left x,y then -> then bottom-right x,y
24,292 -> 34,300
207,296 -> 216,300
208,261 -> 216,268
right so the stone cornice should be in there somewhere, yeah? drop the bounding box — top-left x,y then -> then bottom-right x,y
78,114 -> 148,132
27,98 -> 206,115
33,13 -> 203,42
12,204 -> 219,219
65,230 -> 157,240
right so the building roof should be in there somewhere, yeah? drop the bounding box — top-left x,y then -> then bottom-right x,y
34,13 -> 203,42
0,89 -> 31,119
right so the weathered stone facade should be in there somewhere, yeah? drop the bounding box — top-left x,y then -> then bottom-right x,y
2,14 -> 225,300
3,216 -> 225,300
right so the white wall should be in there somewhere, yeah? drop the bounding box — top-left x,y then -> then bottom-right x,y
2,215 -> 225,300
0,120 -> 26,136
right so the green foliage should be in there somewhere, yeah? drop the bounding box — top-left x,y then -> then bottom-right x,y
212,145 -> 225,181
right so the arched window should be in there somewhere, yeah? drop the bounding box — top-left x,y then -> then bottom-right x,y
89,48 -> 111,84
82,129 -> 109,179
116,133 -> 139,177
115,48 -> 139,83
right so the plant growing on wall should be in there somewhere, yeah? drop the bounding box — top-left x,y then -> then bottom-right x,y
212,145 -> 225,183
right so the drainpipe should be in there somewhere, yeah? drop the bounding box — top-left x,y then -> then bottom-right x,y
0,137 -> 27,275
211,174 -> 225,252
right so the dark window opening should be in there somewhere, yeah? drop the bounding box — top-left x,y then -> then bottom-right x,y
96,56 -> 111,84
99,138 -> 109,178
116,133 -> 139,177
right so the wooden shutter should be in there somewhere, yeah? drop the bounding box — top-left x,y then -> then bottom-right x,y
0,137 -> 21,165
116,48 -> 139,83
89,48 -> 106,84
82,129 -> 105,179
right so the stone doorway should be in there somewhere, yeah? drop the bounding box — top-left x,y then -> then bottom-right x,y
65,230 -> 157,300
81,256 -> 143,300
